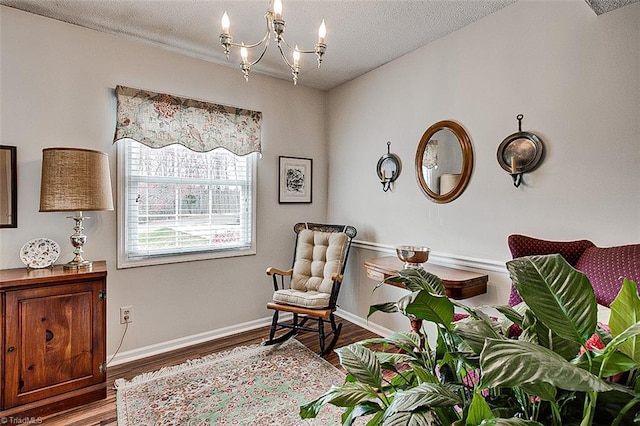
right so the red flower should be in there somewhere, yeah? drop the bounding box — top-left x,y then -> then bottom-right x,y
579,333 -> 605,355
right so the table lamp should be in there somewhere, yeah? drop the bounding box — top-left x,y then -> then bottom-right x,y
39,147 -> 114,269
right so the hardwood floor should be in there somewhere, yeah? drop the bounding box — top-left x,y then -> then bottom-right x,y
40,316 -> 380,425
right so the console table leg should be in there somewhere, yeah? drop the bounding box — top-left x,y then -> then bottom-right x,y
409,317 -> 425,350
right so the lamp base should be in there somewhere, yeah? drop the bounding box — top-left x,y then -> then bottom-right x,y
64,259 -> 93,270
63,212 -> 93,270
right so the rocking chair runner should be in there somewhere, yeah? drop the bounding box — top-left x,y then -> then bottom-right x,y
264,222 -> 357,356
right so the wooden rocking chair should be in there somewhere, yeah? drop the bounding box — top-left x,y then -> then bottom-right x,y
264,222 -> 357,356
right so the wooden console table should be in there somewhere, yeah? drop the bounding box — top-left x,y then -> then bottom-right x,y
364,257 -> 488,349
364,256 -> 488,299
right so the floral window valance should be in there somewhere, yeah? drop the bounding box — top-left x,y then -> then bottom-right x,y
113,85 -> 261,155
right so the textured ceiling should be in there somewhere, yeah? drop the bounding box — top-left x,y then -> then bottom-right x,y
1,0 -> 636,91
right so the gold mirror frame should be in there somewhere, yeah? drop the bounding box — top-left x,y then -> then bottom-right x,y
415,120 -> 473,204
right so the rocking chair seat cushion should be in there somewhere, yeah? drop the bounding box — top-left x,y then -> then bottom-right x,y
272,288 -> 331,309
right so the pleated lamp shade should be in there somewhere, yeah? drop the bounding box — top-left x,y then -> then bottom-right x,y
40,147 -> 114,212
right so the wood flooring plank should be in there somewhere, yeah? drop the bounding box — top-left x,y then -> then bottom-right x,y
37,317 -> 380,425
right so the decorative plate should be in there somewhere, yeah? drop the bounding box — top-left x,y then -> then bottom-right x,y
20,238 -> 60,269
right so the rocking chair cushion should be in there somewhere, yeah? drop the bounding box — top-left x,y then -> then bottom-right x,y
291,230 -> 348,295
272,289 -> 331,309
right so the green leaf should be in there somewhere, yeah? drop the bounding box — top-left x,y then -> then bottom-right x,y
466,391 -> 495,425
369,302 -> 400,318
478,419 -> 545,425
381,331 -> 423,353
495,305 -> 524,328
532,316 -> 581,360
412,364 -> 440,384
342,401 -> 383,426
605,322 -> 640,357
515,303 -> 581,360
300,382 -> 381,418
480,339 -> 611,392
574,350 -> 638,377
386,383 -> 462,414
609,279 -> 640,361
337,344 -> 383,389
451,300 -> 483,320
455,318 -> 504,354
383,409 -> 442,426
366,410 -> 385,426
387,268 -> 446,295
375,351 -> 415,366
506,254 -> 597,345
401,290 -> 454,328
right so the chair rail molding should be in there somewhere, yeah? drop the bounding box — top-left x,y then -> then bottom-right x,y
352,240 -> 509,275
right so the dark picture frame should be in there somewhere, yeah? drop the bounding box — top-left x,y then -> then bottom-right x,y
0,145 -> 17,228
278,156 -> 312,203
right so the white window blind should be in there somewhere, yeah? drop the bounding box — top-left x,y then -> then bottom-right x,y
117,139 -> 256,268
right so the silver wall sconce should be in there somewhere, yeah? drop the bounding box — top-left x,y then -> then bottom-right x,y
497,114 -> 545,187
376,141 -> 401,192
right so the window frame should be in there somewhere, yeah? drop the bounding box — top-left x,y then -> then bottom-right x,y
116,140 -> 257,269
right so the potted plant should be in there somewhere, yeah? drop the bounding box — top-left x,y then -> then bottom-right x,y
301,254 -> 640,425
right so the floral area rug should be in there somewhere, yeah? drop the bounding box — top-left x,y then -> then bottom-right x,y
115,338 -> 346,425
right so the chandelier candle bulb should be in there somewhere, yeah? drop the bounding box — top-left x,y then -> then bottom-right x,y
293,46 -> 300,67
511,155 -> 517,174
318,19 -> 326,44
240,45 -> 248,63
221,11 -> 230,35
274,0 -> 282,20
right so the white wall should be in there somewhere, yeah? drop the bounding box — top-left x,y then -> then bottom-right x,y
0,7 -> 328,358
329,0 -> 640,331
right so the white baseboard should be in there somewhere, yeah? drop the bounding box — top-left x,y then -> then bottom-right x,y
107,314 -> 283,366
107,309 -> 392,367
335,308 -> 395,337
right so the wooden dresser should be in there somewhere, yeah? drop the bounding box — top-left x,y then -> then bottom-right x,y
0,261 -> 107,418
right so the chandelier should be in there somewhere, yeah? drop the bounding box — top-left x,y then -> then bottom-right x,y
219,0 -> 326,85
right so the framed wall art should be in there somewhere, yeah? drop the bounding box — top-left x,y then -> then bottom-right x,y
279,156 -> 312,203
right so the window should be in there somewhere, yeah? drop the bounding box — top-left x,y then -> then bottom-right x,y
117,139 -> 256,268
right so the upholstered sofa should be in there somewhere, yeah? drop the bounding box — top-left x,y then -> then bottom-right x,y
507,234 -> 640,309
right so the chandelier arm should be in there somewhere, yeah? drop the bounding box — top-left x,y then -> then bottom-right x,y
226,10 -> 272,50
226,31 -> 270,50
278,37 -> 314,54
276,43 -> 295,70
295,48 -> 319,54
248,35 -> 271,67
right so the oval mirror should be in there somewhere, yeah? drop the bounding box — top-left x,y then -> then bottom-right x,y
415,120 -> 473,203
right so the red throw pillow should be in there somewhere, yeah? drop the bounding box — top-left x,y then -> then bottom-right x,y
575,245 -> 640,307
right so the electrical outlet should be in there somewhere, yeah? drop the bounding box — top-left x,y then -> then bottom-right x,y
120,306 -> 133,324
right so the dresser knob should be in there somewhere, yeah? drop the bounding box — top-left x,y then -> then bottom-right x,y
7,346 -> 15,353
